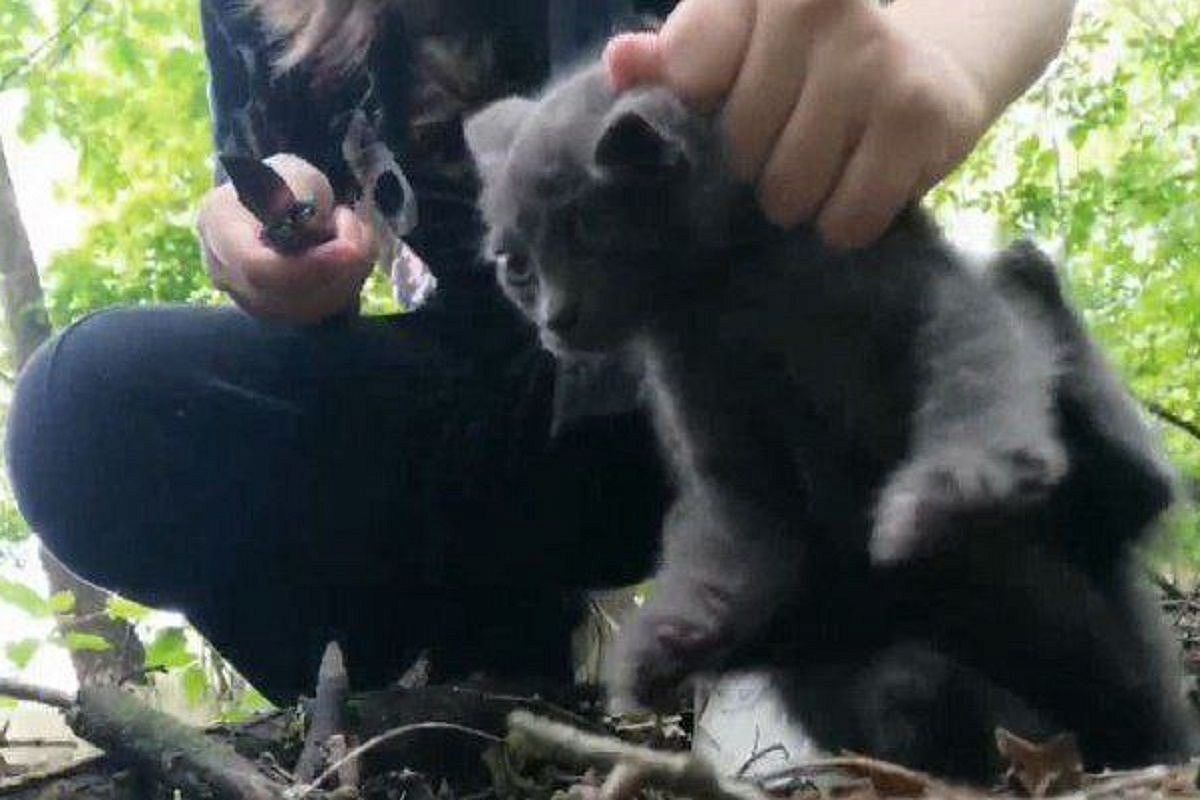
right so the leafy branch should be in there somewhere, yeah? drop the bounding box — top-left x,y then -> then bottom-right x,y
0,0 -> 99,92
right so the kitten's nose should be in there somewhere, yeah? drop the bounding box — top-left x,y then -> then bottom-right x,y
547,302 -> 581,333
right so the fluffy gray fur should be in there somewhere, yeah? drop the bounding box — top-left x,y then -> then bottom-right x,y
466,65 -> 1195,781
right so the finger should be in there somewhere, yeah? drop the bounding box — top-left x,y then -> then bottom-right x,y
240,207 -> 370,297
309,206 -> 376,286
757,74 -> 855,228
200,234 -> 233,291
654,0 -> 755,109
232,265 -> 361,324
604,32 -> 664,92
201,186 -> 304,294
719,0 -> 812,181
816,121 -> 924,250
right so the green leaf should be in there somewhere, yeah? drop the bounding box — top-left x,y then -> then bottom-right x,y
144,627 -> 193,670
0,502 -> 32,544
219,688 -> 275,724
49,590 -> 76,615
64,632 -> 113,653
5,639 -> 40,670
107,595 -> 152,624
182,664 -> 210,708
0,577 -> 49,618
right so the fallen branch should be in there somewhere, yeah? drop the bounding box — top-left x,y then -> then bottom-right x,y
506,710 -> 770,800
0,679 -> 289,800
70,685 -> 287,800
0,753 -> 106,796
0,678 -> 74,710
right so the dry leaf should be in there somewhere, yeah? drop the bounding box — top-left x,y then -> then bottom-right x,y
995,727 -> 1083,796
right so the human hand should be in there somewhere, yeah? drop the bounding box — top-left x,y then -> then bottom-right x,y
604,0 -> 991,249
197,154 -> 375,323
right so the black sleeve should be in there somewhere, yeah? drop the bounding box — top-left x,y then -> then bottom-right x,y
199,0 -> 369,197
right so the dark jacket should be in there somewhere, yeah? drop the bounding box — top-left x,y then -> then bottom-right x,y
200,0 -> 673,281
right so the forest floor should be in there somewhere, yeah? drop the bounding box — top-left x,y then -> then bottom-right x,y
5,585 -> 1200,800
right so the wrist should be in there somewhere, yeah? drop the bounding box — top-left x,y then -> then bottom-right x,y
884,0 -> 1073,123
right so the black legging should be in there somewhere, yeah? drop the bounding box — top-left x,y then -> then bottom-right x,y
6,280 -> 667,700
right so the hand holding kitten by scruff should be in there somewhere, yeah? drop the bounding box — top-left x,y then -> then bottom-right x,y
605,0 -> 1075,248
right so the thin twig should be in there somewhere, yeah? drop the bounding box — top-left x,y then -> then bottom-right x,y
507,710 -> 771,800
1071,765 -> 1174,799
588,597 -> 621,633
1146,401 -> 1200,445
0,737 -> 77,749
0,0 -> 99,91
1150,569 -> 1187,601
449,685 -> 595,729
752,754 -> 937,796
736,743 -> 789,779
0,679 -> 74,711
290,722 -> 503,799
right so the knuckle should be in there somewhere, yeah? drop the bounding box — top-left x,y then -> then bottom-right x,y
203,182 -> 236,208
881,70 -> 945,130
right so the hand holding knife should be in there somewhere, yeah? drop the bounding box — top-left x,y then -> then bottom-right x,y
218,153 -> 339,255
216,132 -> 434,311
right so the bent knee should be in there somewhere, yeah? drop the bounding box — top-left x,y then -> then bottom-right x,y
5,308 -> 178,571
8,328 -> 68,536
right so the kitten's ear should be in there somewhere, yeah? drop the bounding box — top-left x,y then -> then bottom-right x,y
464,96 -> 536,184
594,111 -> 685,173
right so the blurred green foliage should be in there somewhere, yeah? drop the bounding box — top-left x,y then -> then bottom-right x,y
10,0 -> 218,325
931,0 -> 1200,562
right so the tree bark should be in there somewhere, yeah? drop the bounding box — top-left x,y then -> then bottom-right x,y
0,133 -> 144,686
0,134 -> 51,368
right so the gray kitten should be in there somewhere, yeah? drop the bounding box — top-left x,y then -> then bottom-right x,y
466,65 -> 1194,779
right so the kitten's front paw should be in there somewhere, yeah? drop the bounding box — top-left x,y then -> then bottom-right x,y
606,611 -> 727,712
871,444 -> 1066,565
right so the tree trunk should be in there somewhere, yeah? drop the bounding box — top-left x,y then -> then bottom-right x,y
0,134 -> 51,368
0,133 -> 144,686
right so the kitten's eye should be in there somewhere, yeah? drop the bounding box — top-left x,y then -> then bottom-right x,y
497,250 -> 533,286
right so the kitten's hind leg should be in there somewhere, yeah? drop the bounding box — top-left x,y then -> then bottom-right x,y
871,274 -> 1067,564
918,542 -> 1199,770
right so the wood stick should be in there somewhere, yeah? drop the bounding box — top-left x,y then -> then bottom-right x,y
506,710 -> 770,800
69,685 -> 287,800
